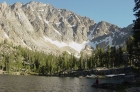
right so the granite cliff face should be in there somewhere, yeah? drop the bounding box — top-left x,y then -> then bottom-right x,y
0,1 -> 133,56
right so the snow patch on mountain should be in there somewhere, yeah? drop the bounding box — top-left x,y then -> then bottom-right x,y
87,24 -> 97,40
74,53 -> 81,58
38,16 -> 42,20
38,9 -> 44,12
4,32 -> 9,39
75,15 -> 81,22
44,20 -> 49,24
87,35 -> 113,49
52,26 -> 62,36
43,36 -> 87,53
119,31 -> 128,36
55,22 -> 61,25
21,38 -> 32,50
43,36 -> 66,48
68,41 -> 87,53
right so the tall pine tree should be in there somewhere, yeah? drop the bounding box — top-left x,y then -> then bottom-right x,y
133,0 -> 140,60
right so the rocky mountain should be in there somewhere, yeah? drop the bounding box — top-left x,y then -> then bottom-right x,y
0,1 -> 133,57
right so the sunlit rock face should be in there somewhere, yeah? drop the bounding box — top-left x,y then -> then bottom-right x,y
0,1 -> 132,56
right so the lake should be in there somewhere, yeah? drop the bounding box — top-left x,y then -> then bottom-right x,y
0,75 -> 123,92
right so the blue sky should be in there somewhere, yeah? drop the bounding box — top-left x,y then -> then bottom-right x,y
1,0 -> 135,28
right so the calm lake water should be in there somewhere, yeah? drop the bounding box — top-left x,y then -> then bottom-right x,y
0,75 -> 123,92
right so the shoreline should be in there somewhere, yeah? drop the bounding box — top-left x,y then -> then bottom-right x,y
0,70 -> 140,92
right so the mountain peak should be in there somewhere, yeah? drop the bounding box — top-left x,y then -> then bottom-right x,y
27,1 -> 51,7
0,1 -> 8,9
11,2 -> 22,9
0,1 -> 132,56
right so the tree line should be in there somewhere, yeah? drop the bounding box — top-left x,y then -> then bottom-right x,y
0,39 -> 133,75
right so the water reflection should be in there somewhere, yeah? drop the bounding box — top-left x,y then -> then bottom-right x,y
0,75 -> 123,92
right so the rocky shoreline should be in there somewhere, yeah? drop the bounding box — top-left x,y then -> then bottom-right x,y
126,87 -> 140,92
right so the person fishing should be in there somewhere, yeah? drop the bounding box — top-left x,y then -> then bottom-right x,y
91,77 -> 99,87
95,77 -> 99,84
93,77 -> 99,85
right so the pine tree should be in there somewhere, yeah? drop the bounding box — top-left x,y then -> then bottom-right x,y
106,45 -> 111,68
126,36 -> 134,65
79,52 -> 84,70
133,0 -> 140,60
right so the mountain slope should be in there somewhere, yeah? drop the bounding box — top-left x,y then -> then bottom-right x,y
0,1 -> 133,56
